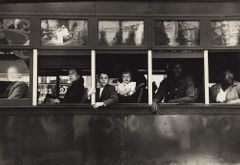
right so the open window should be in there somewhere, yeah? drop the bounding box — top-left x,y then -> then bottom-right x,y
152,50 -> 204,104
0,50 -> 31,105
209,51 -> 240,104
37,51 -> 91,105
96,51 -> 148,104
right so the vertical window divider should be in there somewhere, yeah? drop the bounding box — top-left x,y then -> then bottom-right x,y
148,50 -> 153,105
91,50 -> 96,105
32,49 -> 38,106
204,50 -> 209,105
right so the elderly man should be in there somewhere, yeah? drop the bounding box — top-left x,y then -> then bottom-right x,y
210,69 -> 240,104
151,63 -> 198,113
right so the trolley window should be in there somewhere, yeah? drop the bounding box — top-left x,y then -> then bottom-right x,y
155,20 -> 200,46
209,52 -> 240,104
96,52 -> 148,104
0,50 -> 31,105
152,50 -> 204,104
98,20 -> 144,47
41,19 -> 88,47
38,52 -> 91,105
0,18 -> 30,46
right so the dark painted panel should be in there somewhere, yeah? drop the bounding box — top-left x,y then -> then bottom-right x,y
150,2 -> 240,15
0,114 -> 240,164
0,2 -> 95,15
95,2 -> 149,15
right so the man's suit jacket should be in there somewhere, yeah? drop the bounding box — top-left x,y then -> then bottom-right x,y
3,81 -> 29,99
96,84 -> 118,106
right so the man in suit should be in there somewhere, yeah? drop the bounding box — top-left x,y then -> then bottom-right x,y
51,69 -> 88,104
93,72 -> 118,109
2,66 -> 29,99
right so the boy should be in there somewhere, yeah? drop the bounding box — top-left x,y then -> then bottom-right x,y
93,72 -> 118,109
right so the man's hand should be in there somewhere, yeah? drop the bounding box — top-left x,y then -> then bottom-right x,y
151,101 -> 159,114
93,102 -> 105,109
52,98 -> 60,104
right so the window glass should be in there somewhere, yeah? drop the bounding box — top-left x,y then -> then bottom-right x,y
211,21 -> 240,46
155,21 -> 200,46
0,19 -> 30,46
98,21 -> 144,46
41,19 -> 88,46
0,50 -> 30,100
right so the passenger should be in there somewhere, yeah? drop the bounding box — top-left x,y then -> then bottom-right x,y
2,66 -> 29,99
210,69 -> 240,104
92,72 -> 118,109
51,69 -> 88,103
117,70 -> 146,103
151,63 -> 198,112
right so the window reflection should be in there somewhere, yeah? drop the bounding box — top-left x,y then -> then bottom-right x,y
98,21 -> 144,46
155,21 -> 200,46
0,19 -> 30,46
211,21 -> 240,46
41,19 -> 88,46
0,50 -> 30,99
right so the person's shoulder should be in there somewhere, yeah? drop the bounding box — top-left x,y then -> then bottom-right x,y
210,83 -> 221,91
234,81 -> 240,88
14,81 -> 28,87
183,75 -> 194,81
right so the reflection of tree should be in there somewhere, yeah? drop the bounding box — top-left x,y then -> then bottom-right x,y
98,31 -> 108,46
112,21 -> 123,46
112,30 -> 123,46
78,21 -> 88,45
155,22 -> 169,45
125,31 -> 136,46
176,22 -> 188,45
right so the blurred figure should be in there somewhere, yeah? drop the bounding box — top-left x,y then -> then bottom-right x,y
51,69 -> 88,103
2,66 -> 29,99
151,63 -> 198,113
210,69 -> 240,104
91,72 -> 118,109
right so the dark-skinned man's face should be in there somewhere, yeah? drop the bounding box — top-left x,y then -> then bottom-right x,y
223,70 -> 234,85
172,64 -> 183,78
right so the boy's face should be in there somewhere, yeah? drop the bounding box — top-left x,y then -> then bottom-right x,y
122,73 -> 131,84
99,74 -> 109,87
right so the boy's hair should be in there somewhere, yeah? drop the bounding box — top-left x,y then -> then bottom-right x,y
98,71 -> 109,77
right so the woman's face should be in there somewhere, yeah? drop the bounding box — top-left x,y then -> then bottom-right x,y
122,73 -> 132,84
68,69 -> 79,82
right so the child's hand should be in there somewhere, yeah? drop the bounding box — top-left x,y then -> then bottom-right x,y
93,102 -> 105,109
88,88 -> 96,96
